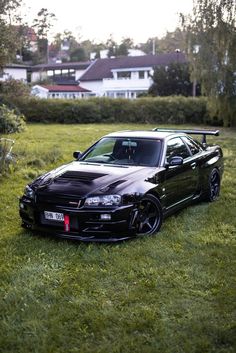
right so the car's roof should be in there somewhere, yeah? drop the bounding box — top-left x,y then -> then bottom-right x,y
104,130 -> 183,140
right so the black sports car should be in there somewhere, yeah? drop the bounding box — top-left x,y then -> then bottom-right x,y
19,128 -> 224,242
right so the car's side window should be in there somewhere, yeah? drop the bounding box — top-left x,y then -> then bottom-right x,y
181,136 -> 201,155
166,137 -> 190,162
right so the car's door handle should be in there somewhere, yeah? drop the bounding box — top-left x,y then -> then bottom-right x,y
191,162 -> 197,170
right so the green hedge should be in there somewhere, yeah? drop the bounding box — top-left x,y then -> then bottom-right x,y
5,96 -> 221,125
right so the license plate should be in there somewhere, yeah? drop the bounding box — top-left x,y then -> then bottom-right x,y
44,211 -> 64,222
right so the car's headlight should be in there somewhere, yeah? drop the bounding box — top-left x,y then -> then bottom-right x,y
24,185 -> 35,199
84,195 -> 121,206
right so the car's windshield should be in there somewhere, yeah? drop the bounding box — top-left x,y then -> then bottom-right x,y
81,137 -> 162,166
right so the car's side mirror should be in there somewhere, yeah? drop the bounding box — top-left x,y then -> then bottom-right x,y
73,151 -> 82,159
166,156 -> 184,167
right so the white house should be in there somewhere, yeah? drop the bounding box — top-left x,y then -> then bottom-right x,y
31,84 -> 91,99
28,52 -> 187,99
30,61 -> 91,84
79,52 -> 187,98
0,63 -> 29,82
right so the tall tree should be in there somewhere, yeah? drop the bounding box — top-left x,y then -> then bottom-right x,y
149,62 -> 194,97
61,30 -> 78,52
181,0 -> 236,126
106,35 -> 117,57
138,29 -> 186,55
51,31 -> 79,61
158,28 -> 186,53
117,37 -> 134,56
32,8 -> 56,63
85,40 -> 107,59
0,0 -> 22,68
70,47 -> 86,62
138,37 -> 158,54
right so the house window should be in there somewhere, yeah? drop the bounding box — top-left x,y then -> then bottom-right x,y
139,71 -> 145,79
54,70 -> 61,76
69,69 -> 75,77
32,87 -> 40,95
117,71 -> 131,79
47,69 -> 75,79
116,92 -> 126,98
62,69 -> 69,76
130,92 -> 135,98
107,92 -> 115,98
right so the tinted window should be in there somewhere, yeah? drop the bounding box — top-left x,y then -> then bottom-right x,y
181,136 -> 201,155
166,137 -> 190,161
82,138 -> 162,166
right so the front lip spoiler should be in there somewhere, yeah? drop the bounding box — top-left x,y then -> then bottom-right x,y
21,222 -> 135,243
56,232 -> 133,243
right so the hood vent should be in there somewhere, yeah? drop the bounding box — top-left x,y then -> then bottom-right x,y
58,171 -> 107,182
107,180 -> 126,189
100,179 -> 126,192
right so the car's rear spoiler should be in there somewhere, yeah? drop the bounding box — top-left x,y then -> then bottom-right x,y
152,128 -> 220,145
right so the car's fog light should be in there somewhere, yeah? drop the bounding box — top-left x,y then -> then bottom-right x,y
100,214 -> 111,221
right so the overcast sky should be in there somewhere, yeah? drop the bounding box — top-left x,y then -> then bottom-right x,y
21,0 -> 193,43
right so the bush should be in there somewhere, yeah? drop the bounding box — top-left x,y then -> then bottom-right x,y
0,79 -> 30,98
0,104 -> 26,134
8,96 -> 221,126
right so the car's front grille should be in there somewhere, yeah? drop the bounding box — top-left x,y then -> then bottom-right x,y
36,194 -> 83,208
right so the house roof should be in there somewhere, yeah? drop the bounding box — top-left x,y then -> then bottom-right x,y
80,52 -> 187,81
31,61 -> 91,72
41,85 -> 91,92
5,63 -> 30,69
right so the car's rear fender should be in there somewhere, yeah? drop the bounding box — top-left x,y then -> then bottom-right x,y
199,146 -> 224,194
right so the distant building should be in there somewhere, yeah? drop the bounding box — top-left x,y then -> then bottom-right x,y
100,50 -> 109,59
28,52 -> 187,99
0,64 -> 29,82
93,49 -> 146,60
30,61 -> 91,84
128,49 -> 146,56
79,52 -> 187,98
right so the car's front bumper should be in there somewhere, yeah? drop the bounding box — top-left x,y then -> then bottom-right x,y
19,196 -> 137,242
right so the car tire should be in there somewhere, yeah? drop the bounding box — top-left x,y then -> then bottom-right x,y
205,168 -> 221,202
136,194 -> 163,236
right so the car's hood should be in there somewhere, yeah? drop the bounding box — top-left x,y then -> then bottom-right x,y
33,161 -> 160,198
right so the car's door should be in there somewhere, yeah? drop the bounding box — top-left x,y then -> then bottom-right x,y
164,137 -> 199,208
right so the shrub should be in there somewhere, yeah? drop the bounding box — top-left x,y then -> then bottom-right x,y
0,79 -> 30,98
9,96 -> 221,126
0,104 -> 26,134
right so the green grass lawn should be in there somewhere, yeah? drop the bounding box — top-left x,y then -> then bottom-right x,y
0,123 -> 235,353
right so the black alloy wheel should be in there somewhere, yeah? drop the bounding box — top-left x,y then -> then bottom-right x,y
207,168 -> 220,202
136,194 -> 162,236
